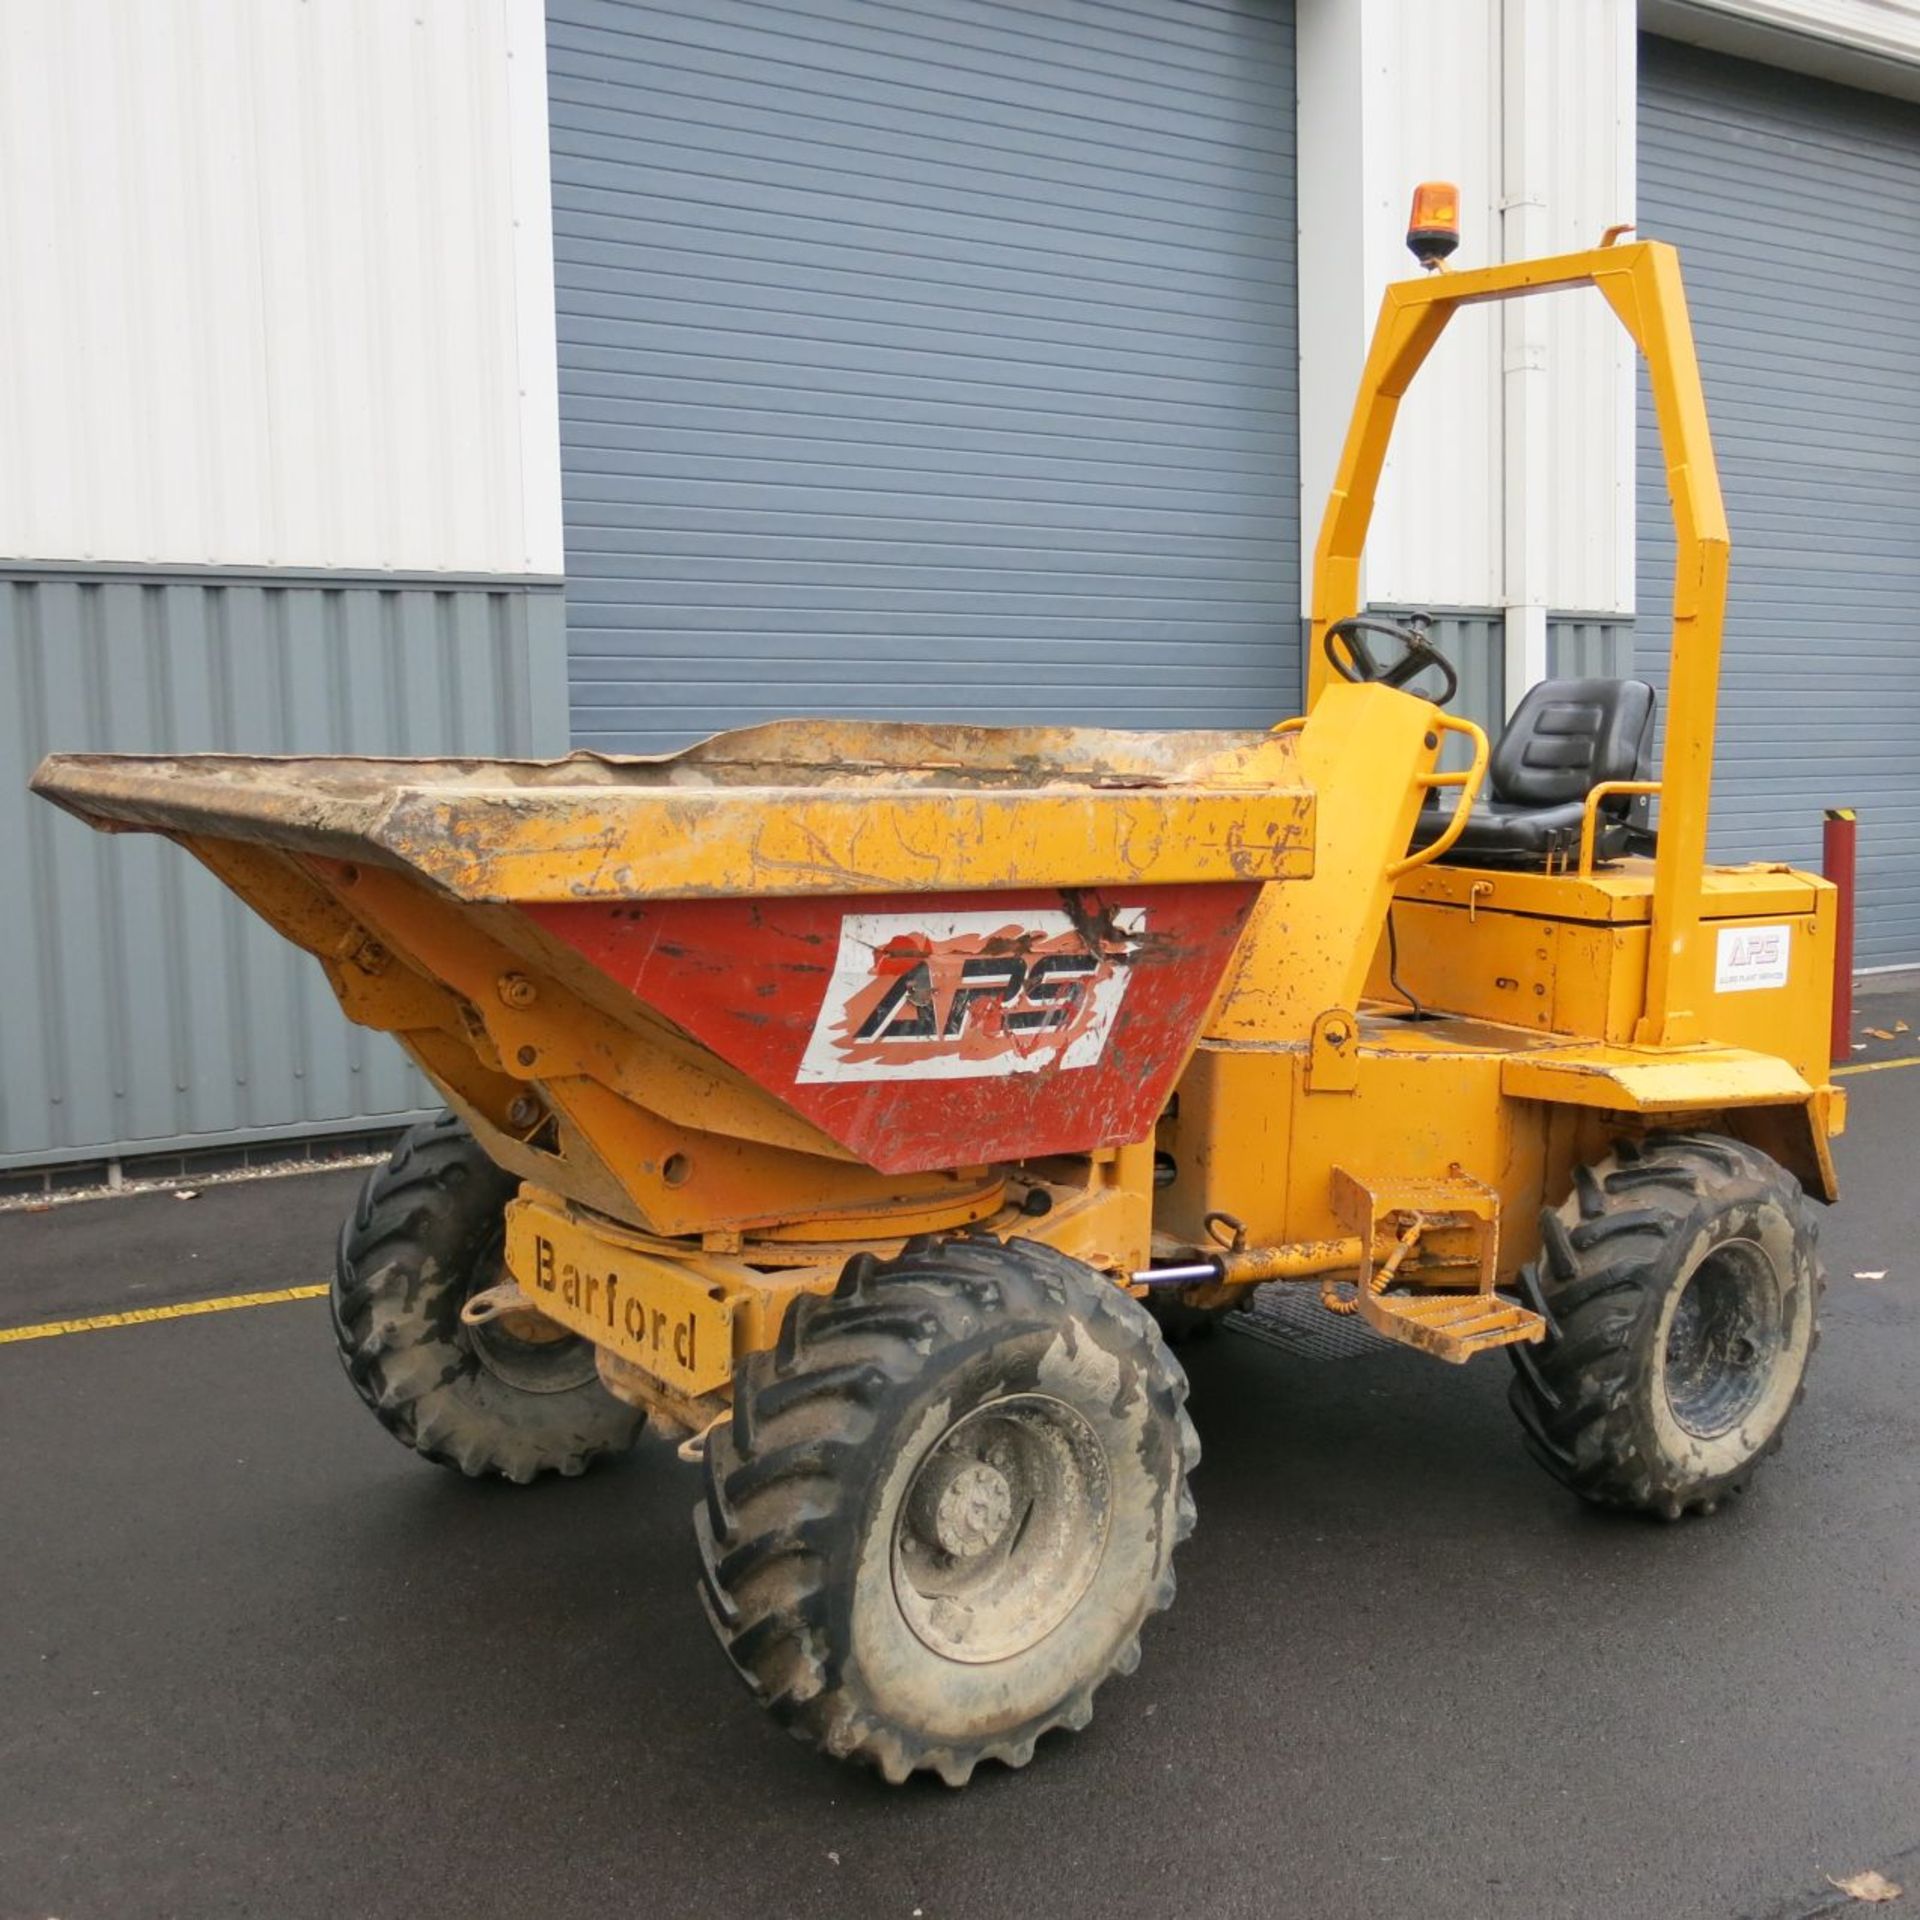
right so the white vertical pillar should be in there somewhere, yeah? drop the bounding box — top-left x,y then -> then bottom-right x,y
1294,0 -> 1377,634
1297,0 -> 1503,632
505,0 -> 567,579
1295,0 -> 1638,696
1501,0 -> 1552,712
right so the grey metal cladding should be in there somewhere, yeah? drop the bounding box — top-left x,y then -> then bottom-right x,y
1360,609 -> 1635,759
546,0 -> 1300,754
1639,37 -> 1920,967
1365,606 -> 1503,759
1547,617 -> 1634,684
1,574 -> 567,1166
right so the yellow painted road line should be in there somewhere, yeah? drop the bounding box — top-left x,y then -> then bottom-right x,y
1835,1056 -> 1920,1079
0,1283 -> 328,1346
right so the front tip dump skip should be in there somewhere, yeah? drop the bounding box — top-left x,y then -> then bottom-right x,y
19,720 -> 1323,1177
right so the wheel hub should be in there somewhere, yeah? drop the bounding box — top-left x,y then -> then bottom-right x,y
913,1456 -> 1016,1559
461,1246 -> 599,1396
892,1393 -> 1112,1665
1661,1237 -> 1782,1440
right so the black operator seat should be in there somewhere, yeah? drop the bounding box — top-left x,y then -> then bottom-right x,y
1410,676 -> 1657,868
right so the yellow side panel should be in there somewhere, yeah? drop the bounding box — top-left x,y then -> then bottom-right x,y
1677,889 -> 1836,1085
1366,900 -> 1562,1032
1165,1041 -> 1551,1267
1162,1045 -> 1298,1247
1367,879 -> 1835,1086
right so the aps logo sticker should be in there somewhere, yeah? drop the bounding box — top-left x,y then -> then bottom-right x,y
796,909 -> 1143,1083
1715,923 -> 1791,994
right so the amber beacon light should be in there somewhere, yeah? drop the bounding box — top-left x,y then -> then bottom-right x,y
1407,181 -> 1460,268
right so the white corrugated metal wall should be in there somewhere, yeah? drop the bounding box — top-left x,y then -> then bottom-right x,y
0,0 -> 563,574
1,1 -> 567,1172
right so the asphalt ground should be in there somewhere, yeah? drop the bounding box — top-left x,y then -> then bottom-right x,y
3,1018 -> 1918,1920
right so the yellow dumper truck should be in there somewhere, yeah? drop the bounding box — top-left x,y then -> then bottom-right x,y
34,206 -> 1840,1785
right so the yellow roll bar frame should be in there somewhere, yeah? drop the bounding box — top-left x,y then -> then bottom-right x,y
1303,240 -> 1729,1046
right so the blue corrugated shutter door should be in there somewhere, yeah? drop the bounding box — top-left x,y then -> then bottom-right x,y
546,0 -> 1299,754
1639,37 -> 1920,967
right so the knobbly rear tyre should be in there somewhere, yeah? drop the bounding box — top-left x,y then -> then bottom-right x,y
1509,1132 -> 1821,1519
696,1235 -> 1198,1785
332,1113 -> 644,1483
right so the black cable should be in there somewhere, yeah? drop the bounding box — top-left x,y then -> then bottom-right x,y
1386,907 -> 1426,1020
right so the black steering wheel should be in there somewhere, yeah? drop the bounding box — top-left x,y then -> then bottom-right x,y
1323,614 -> 1459,706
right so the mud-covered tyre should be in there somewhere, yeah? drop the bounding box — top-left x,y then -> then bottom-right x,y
696,1235 -> 1198,1786
1508,1131 -> 1822,1518
332,1113 -> 644,1483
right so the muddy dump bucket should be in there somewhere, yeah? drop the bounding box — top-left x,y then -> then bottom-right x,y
34,717 -> 1313,1222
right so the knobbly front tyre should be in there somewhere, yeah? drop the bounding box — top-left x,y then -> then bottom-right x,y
331,1113 -> 645,1483
1508,1132 -> 1822,1519
696,1235 -> 1199,1786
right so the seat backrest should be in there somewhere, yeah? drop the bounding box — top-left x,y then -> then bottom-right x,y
1490,677 -> 1656,809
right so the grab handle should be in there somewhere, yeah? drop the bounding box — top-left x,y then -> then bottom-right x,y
1388,715 -> 1490,878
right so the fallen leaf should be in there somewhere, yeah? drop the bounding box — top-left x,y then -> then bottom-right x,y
1895,1020 -> 1911,1034
1827,1869 -> 1902,1903
1854,1271 -> 1889,1282
1865,1028 -> 1896,1041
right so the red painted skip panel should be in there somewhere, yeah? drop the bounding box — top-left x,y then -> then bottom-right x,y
524,885 -> 1257,1174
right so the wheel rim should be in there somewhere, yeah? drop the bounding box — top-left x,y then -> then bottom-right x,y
463,1235 -> 599,1396
891,1394 -> 1112,1664
1660,1238 -> 1783,1440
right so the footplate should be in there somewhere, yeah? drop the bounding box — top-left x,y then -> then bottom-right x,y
1328,1166 -> 1545,1364
1362,1289 -> 1544,1362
